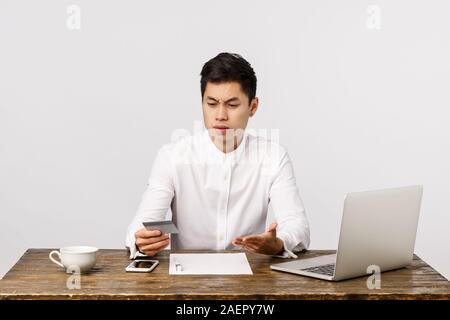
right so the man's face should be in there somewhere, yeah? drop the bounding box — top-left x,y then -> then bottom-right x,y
202,81 -> 258,139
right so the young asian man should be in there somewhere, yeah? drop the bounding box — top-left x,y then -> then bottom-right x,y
125,52 -> 310,259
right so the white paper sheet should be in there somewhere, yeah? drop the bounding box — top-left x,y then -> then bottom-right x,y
169,253 -> 253,275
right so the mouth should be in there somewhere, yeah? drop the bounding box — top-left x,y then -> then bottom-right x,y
213,125 -> 229,131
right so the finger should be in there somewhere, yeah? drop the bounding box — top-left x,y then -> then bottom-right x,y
244,241 -> 264,252
140,242 -> 169,256
242,240 -> 263,249
233,238 -> 257,251
139,238 -> 170,252
233,237 -> 245,244
142,250 -> 157,257
246,243 -> 260,250
243,235 -> 263,244
136,234 -> 169,247
232,239 -> 242,246
135,228 -> 162,238
242,243 -> 259,252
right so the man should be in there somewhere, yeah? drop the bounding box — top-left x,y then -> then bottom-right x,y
125,52 -> 310,259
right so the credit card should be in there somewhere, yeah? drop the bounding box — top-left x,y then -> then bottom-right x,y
143,220 -> 179,234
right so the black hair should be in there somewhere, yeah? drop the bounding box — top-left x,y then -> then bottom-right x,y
200,52 -> 257,104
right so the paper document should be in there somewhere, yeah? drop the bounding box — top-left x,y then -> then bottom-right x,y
169,253 -> 253,275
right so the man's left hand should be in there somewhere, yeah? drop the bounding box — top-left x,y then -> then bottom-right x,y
232,222 -> 284,255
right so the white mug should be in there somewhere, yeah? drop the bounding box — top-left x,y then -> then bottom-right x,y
49,246 -> 98,274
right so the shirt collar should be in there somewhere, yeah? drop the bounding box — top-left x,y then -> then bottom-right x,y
203,129 -> 248,164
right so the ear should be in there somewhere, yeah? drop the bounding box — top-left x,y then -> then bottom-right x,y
249,97 -> 259,117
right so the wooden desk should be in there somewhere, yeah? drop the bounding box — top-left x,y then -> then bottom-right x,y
0,249 -> 449,300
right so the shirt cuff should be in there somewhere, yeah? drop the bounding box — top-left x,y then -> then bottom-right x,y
127,240 -> 147,260
271,237 -> 298,259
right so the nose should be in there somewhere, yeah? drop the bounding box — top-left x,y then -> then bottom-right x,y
215,104 -> 228,121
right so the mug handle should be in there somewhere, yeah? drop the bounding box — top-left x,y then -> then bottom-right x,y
49,250 -> 64,268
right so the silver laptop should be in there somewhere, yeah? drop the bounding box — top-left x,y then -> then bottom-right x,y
271,185 -> 423,281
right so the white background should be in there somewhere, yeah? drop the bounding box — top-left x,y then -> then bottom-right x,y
1,0 -> 449,280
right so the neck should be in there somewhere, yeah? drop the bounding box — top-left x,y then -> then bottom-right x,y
208,129 -> 245,154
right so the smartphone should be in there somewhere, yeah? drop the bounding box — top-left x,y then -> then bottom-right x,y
125,259 -> 159,273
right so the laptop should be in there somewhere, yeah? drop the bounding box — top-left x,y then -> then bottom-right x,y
271,185 -> 423,281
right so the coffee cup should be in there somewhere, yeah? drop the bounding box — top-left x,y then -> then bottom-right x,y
49,246 -> 98,274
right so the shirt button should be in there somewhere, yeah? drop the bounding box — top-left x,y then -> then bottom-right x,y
221,209 -> 226,214
219,235 -> 224,241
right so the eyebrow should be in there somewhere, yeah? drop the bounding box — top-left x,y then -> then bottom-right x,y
206,96 -> 241,103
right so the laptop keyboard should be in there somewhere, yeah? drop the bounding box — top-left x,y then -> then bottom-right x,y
301,263 -> 335,276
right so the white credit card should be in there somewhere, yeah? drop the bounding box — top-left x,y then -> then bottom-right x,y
143,220 -> 179,234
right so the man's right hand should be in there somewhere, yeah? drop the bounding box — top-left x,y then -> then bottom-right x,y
135,228 -> 170,256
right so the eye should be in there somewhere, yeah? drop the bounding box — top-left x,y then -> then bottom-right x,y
207,102 -> 218,107
228,104 -> 240,108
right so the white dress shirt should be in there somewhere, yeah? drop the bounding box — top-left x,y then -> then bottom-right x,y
125,129 -> 310,259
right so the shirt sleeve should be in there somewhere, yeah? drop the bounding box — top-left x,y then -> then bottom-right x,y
268,147 -> 310,259
125,146 -> 175,259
